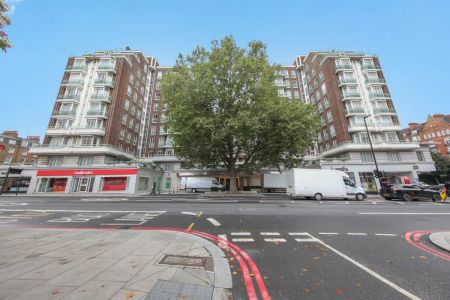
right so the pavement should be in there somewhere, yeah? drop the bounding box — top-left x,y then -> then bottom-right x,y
429,231 -> 450,252
0,227 -> 232,300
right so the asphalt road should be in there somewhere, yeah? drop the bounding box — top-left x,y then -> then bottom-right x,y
1,193 -> 449,299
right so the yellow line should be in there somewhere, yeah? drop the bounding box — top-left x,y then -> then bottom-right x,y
187,222 -> 195,231
197,212 -> 203,218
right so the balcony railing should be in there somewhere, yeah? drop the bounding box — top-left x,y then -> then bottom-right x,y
66,64 -> 87,72
86,110 -> 108,118
335,64 -> 353,72
368,92 -> 391,99
98,64 -> 116,72
62,79 -> 84,86
338,78 -> 357,86
345,108 -> 366,115
90,94 -> 112,102
361,64 -> 381,71
365,78 -> 386,84
94,78 -> 114,87
373,107 -> 396,114
341,92 -> 361,100
57,94 -> 80,101
52,110 -> 76,117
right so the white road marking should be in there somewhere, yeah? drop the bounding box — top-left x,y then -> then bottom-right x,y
347,233 -> 367,236
318,232 -> 339,235
48,212 -> 110,223
101,211 -> 166,226
0,209 -> 165,213
397,202 -> 405,205
259,201 -> 264,203
260,232 -> 280,236
218,234 -> 228,249
80,198 -> 128,202
345,201 -> 349,204
0,202 -> 28,206
375,233 -> 397,236
206,218 -> 221,226
230,232 -> 251,236
288,232 -> 311,236
231,238 -> 254,242
264,238 -> 286,243
360,212 -> 450,215
310,234 -> 420,300
372,201 -> 377,204
295,238 -> 319,242
319,201 -> 324,204
181,211 -> 199,216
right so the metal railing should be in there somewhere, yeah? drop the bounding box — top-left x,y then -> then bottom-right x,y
86,110 -> 108,117
94,79 -> 114,87
90,94 -> 111,101
368,92 -> 391,99
335,64 -> 352,71
62,79 -> 84,86
66,65 -> 87,72
57,94 -> 80,101
341,92 -> 361,99
361,64 -> 381,71
373,107 -> 396,114
52,110 -> 76,117
338,78 -> 357,85
365,78 -> 386,84
345,108 -> 366,114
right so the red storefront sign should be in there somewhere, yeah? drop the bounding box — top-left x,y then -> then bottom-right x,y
37,169 -> 138,177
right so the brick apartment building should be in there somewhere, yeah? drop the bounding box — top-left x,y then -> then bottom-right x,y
0,131 -> 40,164
403,114 -> 450,157
27,48 -> 435,194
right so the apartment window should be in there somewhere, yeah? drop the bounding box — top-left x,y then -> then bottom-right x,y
387,152 -> 401,161
127,86 -> 132,96
129,118 -> 134,129
149,137 -> 155,145
81,136 -> 93,146
324,96 -> 330,108
56,119 -> 68,128
150,126 -> 156,135
8,148 -> 15,153
8,139 -> 16,145
127,132 -> 132,142
129,74 -> 134,85
122,113 -> 128,125
120,128 -> 125,140
385,132 -> 399,143
22,141 -> 28,147
124,99 -> 130,111
330,124 -> 336,137
317,103 -> 323,113
78,156 -> 93,166
321,82 -> 327,95
152,114 -> 158,123
326,111 -> 333,123
86,119 -> 97,128
0,137 -> 3,142
361,152 -> 374,162
49,157 -> 63,166
153,103 -> 159,112
362,58 -> 374,66
416,151 -> 425,161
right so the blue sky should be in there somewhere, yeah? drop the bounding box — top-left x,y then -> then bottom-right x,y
1,0 -> 449,138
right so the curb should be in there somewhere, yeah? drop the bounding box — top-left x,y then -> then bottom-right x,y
428,232 -> 450,252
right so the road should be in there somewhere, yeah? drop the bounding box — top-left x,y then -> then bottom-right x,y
1,193 -> 449,299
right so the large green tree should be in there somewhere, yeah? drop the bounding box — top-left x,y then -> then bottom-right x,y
419,152 -> 450,184
0,0 -> 12,52
162,36 -> 319,193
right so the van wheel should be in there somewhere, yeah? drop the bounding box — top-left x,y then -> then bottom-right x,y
356,193 -> 365,201
191,188 -> 197,193
402,193 -> 412,202
432,194 -> 440,202
314,193 -> 323,201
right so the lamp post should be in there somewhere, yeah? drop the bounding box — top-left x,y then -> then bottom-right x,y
363,115 -> 381,192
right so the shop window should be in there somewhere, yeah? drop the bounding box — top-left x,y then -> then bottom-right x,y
138,177 -> 150,191
165,177 -> 172,189
102,177 -> 127,191
359,172 -> 377,192
37,178 -> 67,192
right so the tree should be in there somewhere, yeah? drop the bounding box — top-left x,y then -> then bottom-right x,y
162,36 -> 319,193
0,0 -> 12,52
419,152 -> 450,184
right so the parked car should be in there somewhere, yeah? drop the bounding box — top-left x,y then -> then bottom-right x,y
380,184 -> 441,201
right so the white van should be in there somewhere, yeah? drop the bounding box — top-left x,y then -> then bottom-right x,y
180,177 -> 225,193
286,168 -> 366,200
262,173 -> 287,192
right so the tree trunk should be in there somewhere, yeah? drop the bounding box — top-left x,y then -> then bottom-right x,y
228,165 -> 237,194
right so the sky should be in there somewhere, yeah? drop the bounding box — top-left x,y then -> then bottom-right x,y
1,0 -> 449,138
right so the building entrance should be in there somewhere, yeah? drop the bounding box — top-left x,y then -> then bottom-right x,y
71,177 -> 94,192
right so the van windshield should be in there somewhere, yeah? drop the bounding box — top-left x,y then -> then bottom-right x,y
344,178 -> 356,187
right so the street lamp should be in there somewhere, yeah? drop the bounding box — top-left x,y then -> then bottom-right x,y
363,115 -> 381,192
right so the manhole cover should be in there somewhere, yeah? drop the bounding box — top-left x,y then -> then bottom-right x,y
159,255 -> 206,267
146,279 -> 213,300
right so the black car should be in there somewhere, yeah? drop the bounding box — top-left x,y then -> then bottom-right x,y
380,184 -> 441,201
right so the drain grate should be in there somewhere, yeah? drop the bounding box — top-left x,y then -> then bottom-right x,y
158,255 -> 206,268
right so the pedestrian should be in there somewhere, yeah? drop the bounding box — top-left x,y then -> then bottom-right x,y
150,181 -> 156,195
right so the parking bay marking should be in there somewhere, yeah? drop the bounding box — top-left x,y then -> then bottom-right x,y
100,211 -> 166,226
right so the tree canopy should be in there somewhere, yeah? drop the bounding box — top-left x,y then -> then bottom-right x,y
162,36 -> 319,192
0,0 -> 12,53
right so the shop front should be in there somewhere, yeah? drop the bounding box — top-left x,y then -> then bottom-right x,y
31,167 -> 160,194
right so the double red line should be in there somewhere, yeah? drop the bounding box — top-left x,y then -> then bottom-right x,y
404,230 -> 450,261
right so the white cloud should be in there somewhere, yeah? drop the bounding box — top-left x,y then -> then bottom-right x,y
6,0 -> 23,15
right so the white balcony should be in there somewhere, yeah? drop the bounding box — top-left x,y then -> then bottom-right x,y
319,141 -> 421,157
29,144 -> 135,160
61,79 -> 85,87
46,126 -> 105,136
94,78 -> 114,88
97,63 -> 116,73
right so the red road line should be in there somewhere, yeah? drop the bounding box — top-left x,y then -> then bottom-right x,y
7,224 -> 269,300
404,230 -> 450,261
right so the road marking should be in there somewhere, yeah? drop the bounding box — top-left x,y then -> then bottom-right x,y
318,232 -> 339,235
80,198 -> 128,202
311,234 -> 420,300
197,212 -> 203,217
206,218 -> 221,226
375,233 -> 397,236
288,232 -> 311,236
187,222 -> 195,231
347,233 -> 367,236
295,237 -> 319,242
264,238 -> 286,243
100,211 -> 165,226
360,212 -> 450,215
0,202 -> 28,206
0,209 -> 165,213
260,232 -> 280,236
397,202 -> 405,205
259,201 -> 264,203
232,238 -> 255,242
48,212 -> 110,223
345,201 -> 349,204
181,211 -> 200,216
372,201 -> 377,204
231,232 -> 251,236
